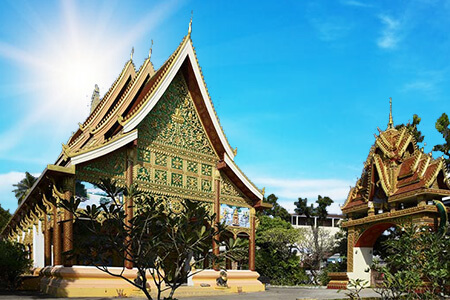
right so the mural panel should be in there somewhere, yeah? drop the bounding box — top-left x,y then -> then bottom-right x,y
220,204 -> 250,228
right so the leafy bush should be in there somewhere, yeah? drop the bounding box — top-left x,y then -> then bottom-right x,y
255,215 -> 308,285
372,224 -> 450,299
0,239 -> 32,290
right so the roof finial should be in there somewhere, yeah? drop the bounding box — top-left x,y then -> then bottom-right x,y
149,40 -> 153,59
130,47 -> 134,60
387,97 -> 394,129
188,11 -> 193,35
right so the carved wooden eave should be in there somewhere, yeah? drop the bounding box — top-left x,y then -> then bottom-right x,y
341,204 -> 440,228
68,129 -> 138,166
1,165 -> 75,237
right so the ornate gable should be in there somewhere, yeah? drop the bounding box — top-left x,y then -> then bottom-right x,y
138,71 -> 216,157
64,32 -> 263,203
134,71 -> 218,202
220,173 -> 252,207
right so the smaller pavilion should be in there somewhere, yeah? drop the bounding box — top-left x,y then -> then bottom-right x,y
328,99 -> 450,288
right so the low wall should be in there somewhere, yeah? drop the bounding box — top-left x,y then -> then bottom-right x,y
39,266 -> 264,298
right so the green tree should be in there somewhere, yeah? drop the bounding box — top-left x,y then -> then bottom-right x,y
395,114 -> 424,143
0,204 -> 11,232
0,239 -> 32,290
294,195 -> 333,226
60,179 -> 240,300
261,194 -> 291,222
433,112 -> 450,167
294,195 -> 334,284
317,228 -> 348,286
12,172 -> 37,205
75,181 -> 88,198
255,215 -> 307,285
372,224 -> 450,299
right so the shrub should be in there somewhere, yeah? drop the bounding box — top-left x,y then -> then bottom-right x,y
0,239 -> 32,290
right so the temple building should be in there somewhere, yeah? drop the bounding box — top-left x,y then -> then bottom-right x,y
1,24 -> 269,297
328,100 -> 450,288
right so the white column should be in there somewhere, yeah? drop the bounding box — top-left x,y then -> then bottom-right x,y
32,221 -> 45,268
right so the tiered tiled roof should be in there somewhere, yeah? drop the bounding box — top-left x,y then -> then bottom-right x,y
54,29 -> 263,201
342,117 -> 450,214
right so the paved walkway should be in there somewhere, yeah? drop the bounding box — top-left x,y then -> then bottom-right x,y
0,287 -> 380,300
181,287 -> 379,300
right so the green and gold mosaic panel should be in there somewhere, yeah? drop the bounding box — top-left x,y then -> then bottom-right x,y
137,166 -> 151,182
201,179 -> 212,192
137,148 -> 151,163
171,156 -> 183,170
201,164 -> 212,177
133,71 -> 227,201
154,170 -> 167,185
186,176 -> 198,189
155,153 -> 167,167
171,173 -> 183,187
187,160 -> 198,173
137,72 -> 216,157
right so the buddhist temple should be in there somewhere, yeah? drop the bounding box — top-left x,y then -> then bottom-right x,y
1,23 -> 269,297
328,99 -> 450,288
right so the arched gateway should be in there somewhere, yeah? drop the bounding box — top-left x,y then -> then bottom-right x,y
328,101 -> 450,288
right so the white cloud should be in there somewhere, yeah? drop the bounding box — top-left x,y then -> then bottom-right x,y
341,1 -> 373,8
0,171 -> 39,213
377,15 -> 400,49
310,18 -> 353,42
401,69 -> 446,93
253,177 -> 353,215
403,81 -> 434,92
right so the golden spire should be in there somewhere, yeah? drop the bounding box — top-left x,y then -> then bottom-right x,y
188,11 -> 193,35
387,97 -> 394,129
130,47 -> 134,60
148,40 -> 153,59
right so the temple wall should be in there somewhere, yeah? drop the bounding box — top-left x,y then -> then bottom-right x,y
348,247 -> 372,283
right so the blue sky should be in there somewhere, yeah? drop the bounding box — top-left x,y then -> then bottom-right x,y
0,0 -> 449,214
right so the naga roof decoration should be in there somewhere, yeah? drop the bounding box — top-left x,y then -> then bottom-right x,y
55,28 -> 263,202
342,103 -> 450,214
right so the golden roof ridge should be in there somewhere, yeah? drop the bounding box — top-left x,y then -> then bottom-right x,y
395,126 -> 406,148
81,59 -> 135,130
225,156 -> 263,195
373,154 -> 391,194
398,133 -> 413,157
379,131 -> 393,150
425,157 -> 443,187
419,154 -> 431,179
189,39 -> 235,156
120,34 -> 189,124
67,60 -> 135,148
90,58 -> 152,135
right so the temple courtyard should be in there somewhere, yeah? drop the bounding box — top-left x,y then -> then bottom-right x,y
0,287 -> 380,300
